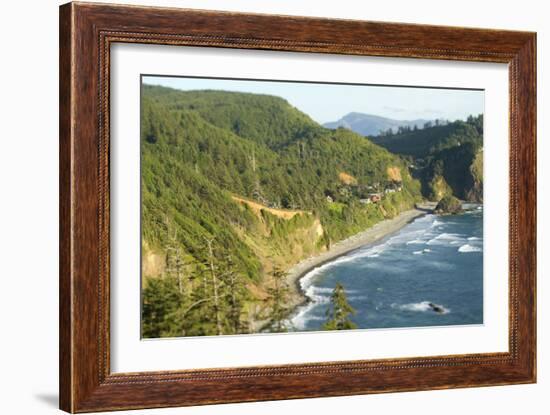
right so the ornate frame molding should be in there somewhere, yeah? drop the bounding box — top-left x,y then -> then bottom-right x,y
60,2 -> 536,412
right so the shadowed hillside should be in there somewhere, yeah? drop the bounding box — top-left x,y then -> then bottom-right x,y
370,116 -> 483,202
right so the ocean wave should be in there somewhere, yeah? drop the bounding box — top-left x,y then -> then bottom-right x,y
289,304 -> 324,330
302,241 -> 391,275
437,233 -> 463,240
393,301 -> 450,314
426,232 -> 464,245
458,244 -> 482,253
468,236 -> 481,241
430,219 -> 443,228
406,239 -> 426,245
308,287 -> 359,296
413,248 -> 432,255
303,286 -> 330,304
309,287 -> 334,294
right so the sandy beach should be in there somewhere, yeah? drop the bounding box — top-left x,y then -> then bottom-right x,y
284,203 -> 435,310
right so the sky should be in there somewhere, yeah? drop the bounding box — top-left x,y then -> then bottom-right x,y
142,75 -> 484,125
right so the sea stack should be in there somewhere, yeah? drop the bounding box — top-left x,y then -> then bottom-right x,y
434,195 -> 463,215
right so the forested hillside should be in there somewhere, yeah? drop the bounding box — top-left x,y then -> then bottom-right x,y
371,116 -> 483,202
140,84 -> 423,338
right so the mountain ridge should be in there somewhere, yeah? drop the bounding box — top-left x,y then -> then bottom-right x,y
324,112 -> 430,136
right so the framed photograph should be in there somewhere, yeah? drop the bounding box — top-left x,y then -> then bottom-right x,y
59,2 -> 536,412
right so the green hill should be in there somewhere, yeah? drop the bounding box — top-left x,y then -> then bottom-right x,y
143,85 -> 323,149
140,85 -> 423,338
371,117 -> 482,157
371,116 -> 483,201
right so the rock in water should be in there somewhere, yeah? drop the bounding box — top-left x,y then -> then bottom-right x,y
428,302 -> 445,314
434,195 -> 463,215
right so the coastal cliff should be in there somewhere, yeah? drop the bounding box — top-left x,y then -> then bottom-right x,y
370,115 -> 484,203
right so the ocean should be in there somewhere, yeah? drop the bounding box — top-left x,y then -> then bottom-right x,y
290,206 -> 483,331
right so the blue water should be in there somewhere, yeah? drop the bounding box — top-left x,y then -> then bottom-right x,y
290,207 -> 483,331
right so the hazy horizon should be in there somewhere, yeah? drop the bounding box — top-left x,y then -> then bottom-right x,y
142,75 -> 484,125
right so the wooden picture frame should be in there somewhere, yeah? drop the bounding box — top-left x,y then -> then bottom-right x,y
59,2 -> 536,412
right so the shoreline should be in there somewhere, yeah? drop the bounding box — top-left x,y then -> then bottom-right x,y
284,203 -> 436,313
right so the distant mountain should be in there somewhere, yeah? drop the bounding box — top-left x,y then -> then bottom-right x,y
323,112 -> 430,137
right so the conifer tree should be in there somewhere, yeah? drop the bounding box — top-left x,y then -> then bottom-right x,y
221,255 -> 248,334
204,238 -> 224,335
323,283 -> 357,330
267,265 -> 290,333
165,229 -> 187,295
141,276 -> 185,338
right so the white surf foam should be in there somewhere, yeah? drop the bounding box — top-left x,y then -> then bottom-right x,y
426,232 -> 464,246
288,303 -> 322,330
430,219 -> 443,228
304,240 -> 391,273
406,239 -> 426,245
458,244 -> 482,253
310,287 -> 334,295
